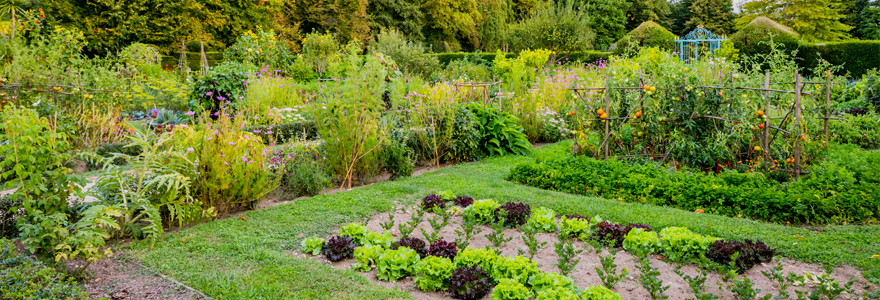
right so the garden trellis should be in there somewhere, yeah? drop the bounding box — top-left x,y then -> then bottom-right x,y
675,27 -> 727,63
568,70 -> 840,181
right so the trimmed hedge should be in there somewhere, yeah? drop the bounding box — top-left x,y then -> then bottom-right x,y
798,41 -> 880,77
506,146 -> 880,225
613,21 -> 676,54
729,17 -> 800,59
434,51 -> 610,66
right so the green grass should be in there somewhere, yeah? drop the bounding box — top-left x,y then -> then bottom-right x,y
128,142 -> 880,299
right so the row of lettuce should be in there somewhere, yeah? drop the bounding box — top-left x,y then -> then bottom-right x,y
507,143 -> 880,225
299,193 -> 776,300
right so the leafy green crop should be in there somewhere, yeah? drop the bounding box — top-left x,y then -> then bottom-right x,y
339,223 -> 369,245
454,247 -> 500,272
364,231 -> 394,249
353,245 -> 385,272
528,272 -> 576,295
463,199 -> 501,224
414,256 -> 455,291
300,235 -> 325,255
525,207 -> 557,232
376,247 -> 421,281
581,285 -> 622,300
491,255 -> 539,286
659,227 -> 717,264
469,103 -> 532,157
622,228 -> 661,258
559,217 -> 591,240
535,287 -> 580,300
491,278 -> 534,300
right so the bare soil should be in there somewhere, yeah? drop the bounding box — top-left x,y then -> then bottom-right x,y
300,205 -> 879,300
66,251 -> 207,300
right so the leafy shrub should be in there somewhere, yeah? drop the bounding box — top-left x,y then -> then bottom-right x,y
536,287 -> 580,300
300,235 -> 325,255
322,235 -> 357,262
528,271 -> 576,295
454,247 -> 500,272
454,196 -> 475,207
448,266 -> 494,300
0,195 -> 21,238
468,104 -> 532,157
594,221 -> 628,247
339,223 -> 369,245
364,231 -> 394,249
223,29 -> 293,68
433,58 -> 493,82
581,285 -> 623,300
495,202 -> 531,227
706,239 -> 775,273
427,239 -> 458,260
622,228 -> 661,258
189,61 -> 251,113
414,256 -> 455,291
525,207 -> 556,232
376,247 -> 421,281
381,139 -> 415,180
659,227 -> 718,264
491,278 -> 534,300
559,216 -> 591,240
491,255 -> 539,286
463,199 -> 501,224
392,237 -> 428,258
92,141 -> 144,167
271,143 -> 330,197
729,17 -> 801,60
613,21 -> 675,54
442,105 -> 482,162
421,194 -> 445,210
0,239 -> 86,299
353,245 -> 386,272
372,28 -> 440,78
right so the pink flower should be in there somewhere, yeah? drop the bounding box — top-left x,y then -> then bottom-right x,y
187,147 -> 194,153
228,142 -> 235,145
241,157 -> 248,162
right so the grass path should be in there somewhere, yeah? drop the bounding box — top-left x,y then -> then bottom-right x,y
127,142 -> 880,299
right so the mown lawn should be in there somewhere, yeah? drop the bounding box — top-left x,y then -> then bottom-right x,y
128,141 -> 880,299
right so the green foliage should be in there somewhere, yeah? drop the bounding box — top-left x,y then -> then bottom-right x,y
491,255 -> 539,286
372,28 -> 440,78
301,235 -> 325,255
636,257 -> 670,299
381,138 -> 415,180
613,21 -> 676,54
420,0 -> 481,51
224,29 -> 294,68
525,207 -> 556,232
413,256 -> 455,291
243,121 -> 319,145
558,217 -> 590,240
463,199 -> 501,224
273,143 -> 330,197
797,41 -> 880,78
339,223 -> 370,245
528,272 -> 576,295
454,247 -> 500,271
366,0 -> 425,42
582,285 -> 623,300
625,0 -> 671,30
364,230 -> 394,248
715,40 -> 740,62
737,0 -> 853,42
730,17 -> 801,59
507,153 -> 880,224
0,195 -> 21,238
595,247 -> 629,289
469,104 -> 532,157
810,112 -> 880,149
302,33 -> 339,77
683,0 -> 735,36
864,69 -> 880,112
433,57 -> 493,82
659,227 -> 717,264
535,287 -> 580,300
507,0 -> 595,58
553,240 -> 583,276
353,245 -> 386,272
584,0 -> 631,50
189,61 -> 251,113
491,278 -> 534,300
376,247 -> 420,281
623,228 -> 661,258
0,238 -> 87,299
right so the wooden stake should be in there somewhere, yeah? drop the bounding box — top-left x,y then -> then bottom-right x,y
604,77 -> 610,160
794,71 -> 802,180
824,72 -> 831,142
763,71 -> 770,161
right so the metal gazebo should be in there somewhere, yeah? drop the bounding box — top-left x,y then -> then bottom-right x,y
675,26 -> 727,62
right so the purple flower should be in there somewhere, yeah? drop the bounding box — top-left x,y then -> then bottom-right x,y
228,142 -> 235,145
186,147 -> 194,153
150,108 -> 160,115
218,96 -> 227,101
243,81 -> 248,86
241,157 -> 248,162
184,111 -> 195,116
253,130 -> 261,133
206,91 -> 213,96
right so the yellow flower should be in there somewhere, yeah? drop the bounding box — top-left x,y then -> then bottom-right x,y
873,255 -> 880,259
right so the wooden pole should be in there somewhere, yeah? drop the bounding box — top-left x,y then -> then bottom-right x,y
604,77 -> 610,160
824,72 -> 831,143
794,71 -> 802,180
763,71 -> 770,161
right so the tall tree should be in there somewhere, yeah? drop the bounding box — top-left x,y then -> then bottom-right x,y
582,0 -> 631,51
685,0 -> 735,35
287,0 -> 371,46
420,0 -> 482,51
625,0 -> 671,30
669,0 -> 692,35
509,0 -> 541,21
507,0 -> 595,61
477,0 -> 511,51
737,0 -> 853,41
857,2 -> 880,39
367,0 -> 425,41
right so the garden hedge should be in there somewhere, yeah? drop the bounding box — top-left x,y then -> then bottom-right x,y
797,41 -> 880,77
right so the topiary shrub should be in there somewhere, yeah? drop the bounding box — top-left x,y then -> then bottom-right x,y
612,21 -> 676,54
729,17 -> 800,59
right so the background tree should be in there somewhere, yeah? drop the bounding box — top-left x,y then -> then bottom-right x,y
625,0 -> 670,30
507,0 -> 595,62
420,0 -> 482,51
477,0 -> 511,51
510,0 -> 541,21
685,0 -> 735,35
287,0 -> 370,46
367,0 -> 425,42
669,0 -> 692,35
857,2 -> 880,39
737,0 -> 853,42
581,0 -> 631,51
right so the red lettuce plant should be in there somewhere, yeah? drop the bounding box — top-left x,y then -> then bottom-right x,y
593,221 -> 628,247
494,202 -> 531,227
427,239 -> 458,260
565,214 -> 589,220
448,266 -> 493,300
625,223 -> 653,232
392,237 -> 427,258
454,196 -> 474,207
706,239 -> 775,273
322,235 -> 356,262
422,194 -> 445,210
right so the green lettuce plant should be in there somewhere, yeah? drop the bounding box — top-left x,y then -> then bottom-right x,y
528,272 -> 576,295
353,245 -> 385,272
582,285 -> 623,300
463,199 -> 501,224
558,217 -> 590,240
536,287 -> 580,300
454,247 -> 500,272
339,223 -> 369,245
525,207 -> 556,232
623,228 -> 661,258
491,255 -> 539,286
414,256 -> 455,291
491,278 -> 534,300
376,247 -> 420,281
659,227 -> 718,264
364,231 -> 394,249
301,236 -> 325,255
